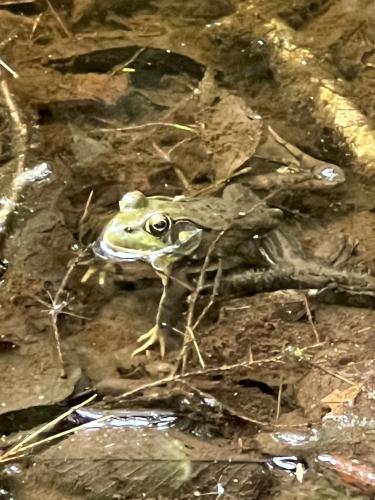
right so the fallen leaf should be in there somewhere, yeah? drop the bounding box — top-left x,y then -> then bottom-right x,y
321,383 -> 362,414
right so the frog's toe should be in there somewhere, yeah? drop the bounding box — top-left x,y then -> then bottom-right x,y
132,325 -> 166,358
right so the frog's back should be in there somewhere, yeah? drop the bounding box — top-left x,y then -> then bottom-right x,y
165,184 -> 282,234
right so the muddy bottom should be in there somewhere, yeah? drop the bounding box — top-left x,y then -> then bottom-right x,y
1,0 -> 375,499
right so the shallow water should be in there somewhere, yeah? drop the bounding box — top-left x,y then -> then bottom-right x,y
1,1 -> 375,498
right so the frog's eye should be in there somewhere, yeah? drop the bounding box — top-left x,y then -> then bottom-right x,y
144,213 -> 172,236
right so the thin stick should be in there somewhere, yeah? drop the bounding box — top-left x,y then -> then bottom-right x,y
6,416 -> 112,457
110,47 -> 145,75
178,239 -> 224,369
45,246 -> 91,377
1,394 -> 97,460
51,313 -> 65,377
0,454 -> 27,464
184,326 -> 205,368
308,361 -> 355,386
78,189 -> 93,245
177,190 -> 283,370
38,192 -> 93,376
46,0 -> 72,38
151,137 -> 194,191
275,376 -> 283,421
117,354 -> 284,400
193,259 -> 223,331
30,13 -> 43,41
0,58 -> 18,79
302,294 -> 320,343
98,122 -> 198,133
173,166 -> 191,190
0,70 -> 28,230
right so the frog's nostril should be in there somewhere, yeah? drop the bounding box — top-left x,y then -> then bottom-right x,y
124,226 -> 134,233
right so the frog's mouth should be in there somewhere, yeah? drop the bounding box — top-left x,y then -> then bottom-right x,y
93,238 -> 174,263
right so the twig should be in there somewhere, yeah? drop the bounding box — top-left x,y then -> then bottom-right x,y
151,137 -> 194,191
173,166 -> 191,190
117,353 -> 284,400
4,415 -> 112,458
0,70 -> 28,231
78,189 -> 93,245
275,375 -> 283,421
193,259 -> 223,331
47,247 -> 91,377
308,361 -> 356,386
178,237 -> 224,370
0,394 -> 97,460
183,326 -> 205,369
46,0 -> 72,38
302,294 -> 320,343
177,190 -> 283,371
0,58 -> 18,79
152,137 -> 194,163
98,122 -> 198,133
288,344 -> 356,385
36,193 -> 94,377
110,47 -> 145,75
30,13 -> 43,41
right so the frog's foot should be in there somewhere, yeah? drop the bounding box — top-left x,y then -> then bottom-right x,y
132,325 -> 166,358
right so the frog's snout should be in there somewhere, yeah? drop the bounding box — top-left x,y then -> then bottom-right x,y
313,163 -> 345,185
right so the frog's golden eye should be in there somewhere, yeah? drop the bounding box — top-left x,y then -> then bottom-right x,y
144,213 -> 172,237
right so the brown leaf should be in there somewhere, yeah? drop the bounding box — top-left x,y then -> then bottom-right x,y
200,93 -> 263,181
320,383 -> 362,414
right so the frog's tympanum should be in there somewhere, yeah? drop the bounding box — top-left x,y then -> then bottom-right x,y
94,132 -> 373,357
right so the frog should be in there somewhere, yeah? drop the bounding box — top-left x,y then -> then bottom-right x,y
93,183 -> 284,356
93,117 -> 372,357
94,171 -> 375,358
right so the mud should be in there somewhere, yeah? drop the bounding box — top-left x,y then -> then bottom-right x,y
0,0 -> 375,499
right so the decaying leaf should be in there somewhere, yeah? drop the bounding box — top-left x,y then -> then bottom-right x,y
321,383 -> 363,415
19,426 -> 268,498
14,69 -> 128,107
200,92 -> 263,181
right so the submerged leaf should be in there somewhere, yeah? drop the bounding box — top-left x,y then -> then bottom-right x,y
20,426 -> 268,499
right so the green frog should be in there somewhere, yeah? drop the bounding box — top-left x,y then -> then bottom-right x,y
94,183 -> 283,355
94,125 -> 375,356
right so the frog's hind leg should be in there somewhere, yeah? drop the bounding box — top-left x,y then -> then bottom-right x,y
268,126 -> 308,169
268,126 -> 345,184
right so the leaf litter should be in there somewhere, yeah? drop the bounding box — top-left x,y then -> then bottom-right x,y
1,0 -> 375,499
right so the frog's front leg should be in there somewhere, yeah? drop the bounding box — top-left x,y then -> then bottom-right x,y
132,268 -> 190,357
131,286 -> 169,358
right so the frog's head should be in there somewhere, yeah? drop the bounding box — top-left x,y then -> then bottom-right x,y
94,191 -> 203,272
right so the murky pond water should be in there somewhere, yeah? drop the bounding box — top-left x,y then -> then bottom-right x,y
1,1 -> 375,498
